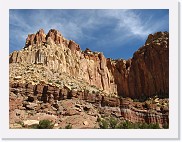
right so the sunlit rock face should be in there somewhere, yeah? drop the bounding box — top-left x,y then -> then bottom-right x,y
9,29 -> 169,99
9,82 -> 169,127
9,29 -> 169,128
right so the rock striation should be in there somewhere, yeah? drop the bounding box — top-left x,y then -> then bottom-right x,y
127,32 -> 169,98
10,82 -> 169,127
9,29 -> 169,128
9,29 -> 169,99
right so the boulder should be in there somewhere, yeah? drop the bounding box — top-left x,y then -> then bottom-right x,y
23,120 -> 39,126
14,76 -> 22,80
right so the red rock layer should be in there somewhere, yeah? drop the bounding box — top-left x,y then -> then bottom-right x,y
10,82 -> 169,126
9,29 -> 169,99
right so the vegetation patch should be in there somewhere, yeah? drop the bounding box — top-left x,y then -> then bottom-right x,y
30,119 -> 54,129
99,117 -> 161,129
65,123 -> 72,129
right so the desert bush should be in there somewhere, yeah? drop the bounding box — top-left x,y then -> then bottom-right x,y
97,117 -> 101,122
109,117 -> 118,129
17,121 -> 24,127
99,119 -> 109,129
138,122 -> 149,129
148,123 -> 160,129
38,119 -> 54,129
30,124 -> 39,129
163,123 -> 169,129
121,120 -> 133,129
98,116 -> 161,129
55,80 -> 61,84
48,80 -> 53,83
65,124 -> 72,129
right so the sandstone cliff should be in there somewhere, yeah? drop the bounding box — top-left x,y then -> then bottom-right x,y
127,32 -> 169,98
9,29 -> 169,99
9,29 -> 169,128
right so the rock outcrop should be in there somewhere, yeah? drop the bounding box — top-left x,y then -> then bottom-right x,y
10,29 -> 169,99
9,29 -> 169,128
127,32 -> 169,98
9,82 -> 169,127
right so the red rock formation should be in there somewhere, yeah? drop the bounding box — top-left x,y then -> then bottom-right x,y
9,29 -> 169,99
9,82 -> 169,126
127,32 -> 169,98
25,29 -> 46,47
68,40 -> 81,53
46,29 -> 63,44
106,32 -> 169,98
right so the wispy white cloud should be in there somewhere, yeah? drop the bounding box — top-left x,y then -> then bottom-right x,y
101,10 -> 153,38
9,9 -> 169,58
9,10 -> 154,42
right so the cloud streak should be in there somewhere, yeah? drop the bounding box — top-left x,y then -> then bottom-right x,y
9,9 -> 169,59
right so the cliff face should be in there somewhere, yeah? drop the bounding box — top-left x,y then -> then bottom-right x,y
127,32 -> 169,98
106,32 -> 169,98
9,29 -> 169,128
9,29 -> 169,99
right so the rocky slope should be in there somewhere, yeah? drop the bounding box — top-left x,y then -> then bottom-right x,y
9,29 -> 169,98
10,82 -> 169,129
9,29 -> 169,128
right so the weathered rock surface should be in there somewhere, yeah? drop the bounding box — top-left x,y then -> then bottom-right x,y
9,29 -> 169,98
9,29 -> 169,128
127,32 -> 169,98
9,82 -> 169,128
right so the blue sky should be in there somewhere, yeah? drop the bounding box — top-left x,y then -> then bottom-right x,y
9,9 -> 169,59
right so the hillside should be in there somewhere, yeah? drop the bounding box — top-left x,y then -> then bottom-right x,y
9,29 -> 169,129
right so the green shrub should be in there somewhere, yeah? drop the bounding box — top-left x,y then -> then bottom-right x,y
38,120 -> 54,129
97,117 -> 101,122
163,123 -> 169,129
121,120 -> 133,129
99,120 -> 109,129
138,122 -> 149,129
65,124 -> 72,129
17,121 -> 24,127
48,80 -> 53,83
109,117 -> 118,129
55,80 -> 61,84
148,123 -> 160,129
30,124 -> 39,129
115,122 -> 123,129
98,116 -> 161,129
